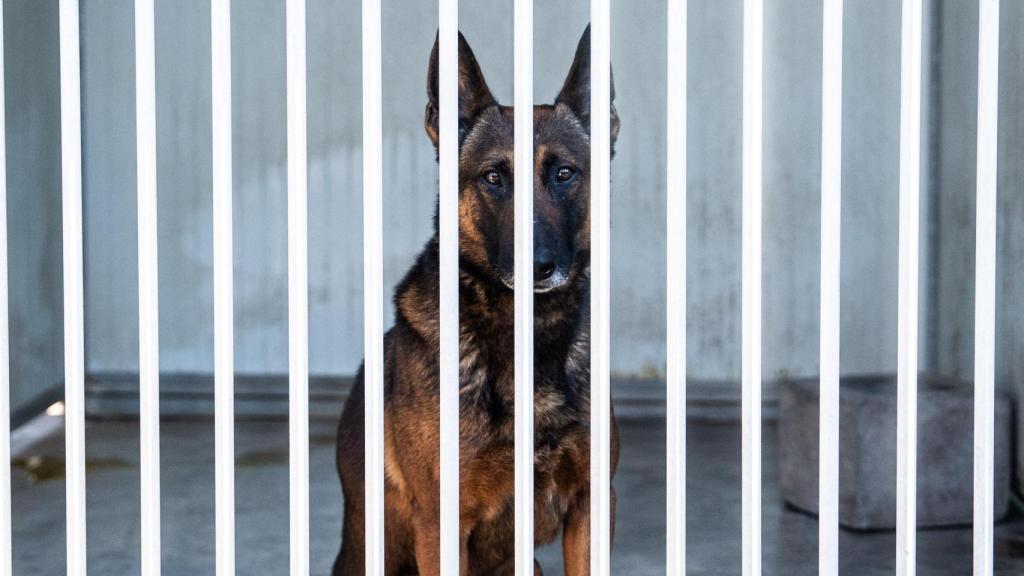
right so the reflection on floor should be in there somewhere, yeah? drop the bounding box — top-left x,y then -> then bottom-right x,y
9,417 -> 1024,575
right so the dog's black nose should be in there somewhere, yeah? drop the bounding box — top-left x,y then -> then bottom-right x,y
535,258 -> 556,281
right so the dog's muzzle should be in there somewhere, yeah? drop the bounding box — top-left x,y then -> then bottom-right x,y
499,268 -> 571,293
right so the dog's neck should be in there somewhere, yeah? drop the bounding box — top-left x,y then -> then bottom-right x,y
395,237 -> 589,376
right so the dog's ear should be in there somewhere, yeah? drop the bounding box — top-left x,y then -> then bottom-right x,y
425,31 -> 497,149
555,24 -> 620,147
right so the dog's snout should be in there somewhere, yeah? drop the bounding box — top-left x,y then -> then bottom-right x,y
531,222 -> 571,292
535,251 -> 557,281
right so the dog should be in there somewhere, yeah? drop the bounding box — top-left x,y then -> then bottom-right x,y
334,25 -> 620,576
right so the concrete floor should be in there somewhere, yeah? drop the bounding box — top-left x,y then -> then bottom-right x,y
9,417 -> 1024,575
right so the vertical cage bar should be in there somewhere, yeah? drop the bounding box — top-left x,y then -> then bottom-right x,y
0,1 -> 10,573
513,0 -> 534,575
211,0 -> 235,573
895,0 -> 922,574
666,0 -> 687,574
286,0 -> 310,574
135,0 -> 162,573
590,0 -> 611,573
59,1 -> 87,573
819,1 -> 843,575
361,0 -> 384,572
438,0 -> 460,573
741,0 -> 763,574
973,1 -> 1000,575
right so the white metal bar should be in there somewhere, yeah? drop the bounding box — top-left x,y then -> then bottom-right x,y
135,0 -> 162,573
0,2 -> 10,574
896,0 -> 922,574
741,0 -> 763,574
973,1 -> 1000,575
590,0 -> 611,573
666,0 -> 687,574
513,0 -> 534,575
819,1 -> 842,575
438,0 -> 460,573
361,0 -> 384,572
59,1 -> 87,573
286,0 -> 309,574
211,0 -> 235,573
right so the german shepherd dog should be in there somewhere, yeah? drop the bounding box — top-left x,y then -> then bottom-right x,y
334,26 -> 620,575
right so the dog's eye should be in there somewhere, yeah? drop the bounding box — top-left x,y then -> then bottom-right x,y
483,171 -> 502,187
556,166 -> 575,183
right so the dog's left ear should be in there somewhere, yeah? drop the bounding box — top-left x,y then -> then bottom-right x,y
555,24 -> 620,148
425,31 -> 497,149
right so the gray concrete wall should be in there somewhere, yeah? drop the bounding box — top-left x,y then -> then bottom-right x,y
4,0 -> 65,419
73,0 -> 914,396
927,0 -> 1024,395
0,0 -> 977,411
996,2 -> 1024,395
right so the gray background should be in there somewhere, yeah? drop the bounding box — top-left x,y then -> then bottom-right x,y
3,0 -> 1022,416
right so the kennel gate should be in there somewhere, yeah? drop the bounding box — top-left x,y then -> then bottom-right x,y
0,0 -> 1006,575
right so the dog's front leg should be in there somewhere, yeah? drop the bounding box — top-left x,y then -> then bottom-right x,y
562,491 -> 589,576
562,486 -> 617,576
412,513 -> 469,576
412,512 -> 441,576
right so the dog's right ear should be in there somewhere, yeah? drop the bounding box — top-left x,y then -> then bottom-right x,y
425,31 -> 497,149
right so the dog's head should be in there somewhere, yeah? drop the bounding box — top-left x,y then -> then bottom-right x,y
425,26 -> 619,293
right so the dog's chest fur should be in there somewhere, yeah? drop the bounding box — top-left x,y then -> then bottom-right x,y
386,242 -> 593,542
455,270 -> 590,442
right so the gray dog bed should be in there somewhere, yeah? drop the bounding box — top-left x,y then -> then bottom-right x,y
779,374 -> 1012,530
